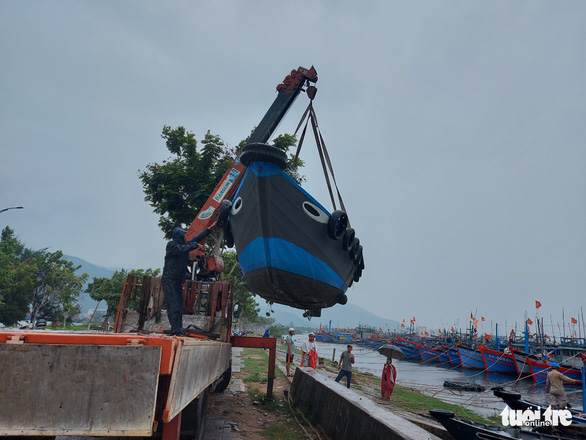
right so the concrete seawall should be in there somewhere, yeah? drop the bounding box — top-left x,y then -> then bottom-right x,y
290,367 -> 442,440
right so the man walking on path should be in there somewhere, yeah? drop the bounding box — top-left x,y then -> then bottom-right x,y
285,328 -> 296,377
546,362 -> 580,409
300,332 -> 318,369
162,225 -> 213,336
335,345 -> 355,388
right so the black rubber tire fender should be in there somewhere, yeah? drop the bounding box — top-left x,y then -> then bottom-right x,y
349,238 -> 360,260
224,221 -> 234,248
327,210 -> 348,240
352,244 -> 363,264
217,199 -> 232,229
240,142 -> 288,170
353,267 -> 362,283
342,227 -> 355,251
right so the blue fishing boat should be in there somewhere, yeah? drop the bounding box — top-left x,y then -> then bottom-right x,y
445,346 -> 462,366
478,345 -> 517,374
396,337 -> 422,360
456,344 -> 485,369
228,143 -> 364,317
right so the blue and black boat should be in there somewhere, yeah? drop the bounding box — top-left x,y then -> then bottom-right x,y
226,142 -> 364,317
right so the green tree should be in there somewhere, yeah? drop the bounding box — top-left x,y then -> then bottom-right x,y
0,227 -> 89,327
29,250 -> 89,327
139,126 -> 302,239
86,268 -> 160,319
138,126 -> 303,324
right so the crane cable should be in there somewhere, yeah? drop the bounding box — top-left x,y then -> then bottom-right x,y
293,102 -> 348,218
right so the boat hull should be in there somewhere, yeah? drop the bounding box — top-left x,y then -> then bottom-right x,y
456,344 -> 485,369
230,161 -> 356,310
478,346 -> 517,374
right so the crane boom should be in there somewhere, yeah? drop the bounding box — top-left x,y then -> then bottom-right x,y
185,66 -> 318,250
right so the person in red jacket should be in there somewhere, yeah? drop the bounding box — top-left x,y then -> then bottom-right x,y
381,357 -> 397,398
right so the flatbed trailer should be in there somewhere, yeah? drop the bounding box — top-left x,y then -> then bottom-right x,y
0,66 -> 317,440
0,276 -> 234,440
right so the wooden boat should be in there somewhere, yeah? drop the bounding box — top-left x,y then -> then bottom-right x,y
478,345 -> 517,374
525,356 -> 583,384
456,344 -> 485,369
430,408 -> 577,440
445,346 -> 462,366
229,143 -> 363,316
443,381 -> 485,392
493,388 -> 586,435
395,337 -> 422,360
437,347 -> 451,365
417,344 -> 440,362
510,347 -> 532,376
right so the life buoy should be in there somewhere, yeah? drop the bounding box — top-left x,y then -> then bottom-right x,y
327,210 -> 348,240
240,142 -> 288,170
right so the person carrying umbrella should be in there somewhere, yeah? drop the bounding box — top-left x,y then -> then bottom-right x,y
377,344 -> 404,399
381,357 -> 397,398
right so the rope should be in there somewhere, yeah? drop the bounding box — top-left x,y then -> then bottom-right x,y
292,102 -> 347,217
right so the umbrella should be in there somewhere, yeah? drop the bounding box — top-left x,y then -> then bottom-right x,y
377,344 -> 406,360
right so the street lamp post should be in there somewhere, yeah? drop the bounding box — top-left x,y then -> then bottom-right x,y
0,206 -> 24,214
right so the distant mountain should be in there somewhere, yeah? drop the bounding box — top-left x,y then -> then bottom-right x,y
66,256 -> 401,330
267,302 -> 401,331
65,255 -> 117,313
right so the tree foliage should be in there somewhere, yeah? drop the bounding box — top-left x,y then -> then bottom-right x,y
86,268 -> 160,318
139,126 -> 303,238
138,126 -> 304,324
0,226 -> 89,327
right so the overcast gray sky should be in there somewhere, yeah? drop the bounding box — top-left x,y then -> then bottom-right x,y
2,1 -> 585,336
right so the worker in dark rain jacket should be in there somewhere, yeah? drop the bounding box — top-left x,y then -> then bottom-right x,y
162,226 -> 212,336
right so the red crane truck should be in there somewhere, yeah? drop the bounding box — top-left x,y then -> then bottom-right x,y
0,66 -> 318,440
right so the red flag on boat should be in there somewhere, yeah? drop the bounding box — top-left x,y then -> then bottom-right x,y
474,318 -> 479,329
481,317 -> 485,321
425,331 -> 429,336
451,327 -> 455,332
571,317 -> 578,324
401,323 -> 405,328
527,318 -> 533,325
535,300 -> 542,308
484,333 -> 491,340
470,313 -> 474,320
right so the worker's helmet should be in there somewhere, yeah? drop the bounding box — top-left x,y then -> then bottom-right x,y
289,328 -> 295,333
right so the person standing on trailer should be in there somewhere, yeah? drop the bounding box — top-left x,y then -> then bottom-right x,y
162,226 -> 212,336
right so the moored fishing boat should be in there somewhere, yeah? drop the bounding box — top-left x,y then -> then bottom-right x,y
445,346 -> 462,366
510,347 -> 532,376
417,344 -> 440,363
525,356 -> 583,384
478,345 -> 517,374
456,343 -> 485,369
395,337 -> 422,360
493,388 -> 586,436
430,408 -> 578,440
